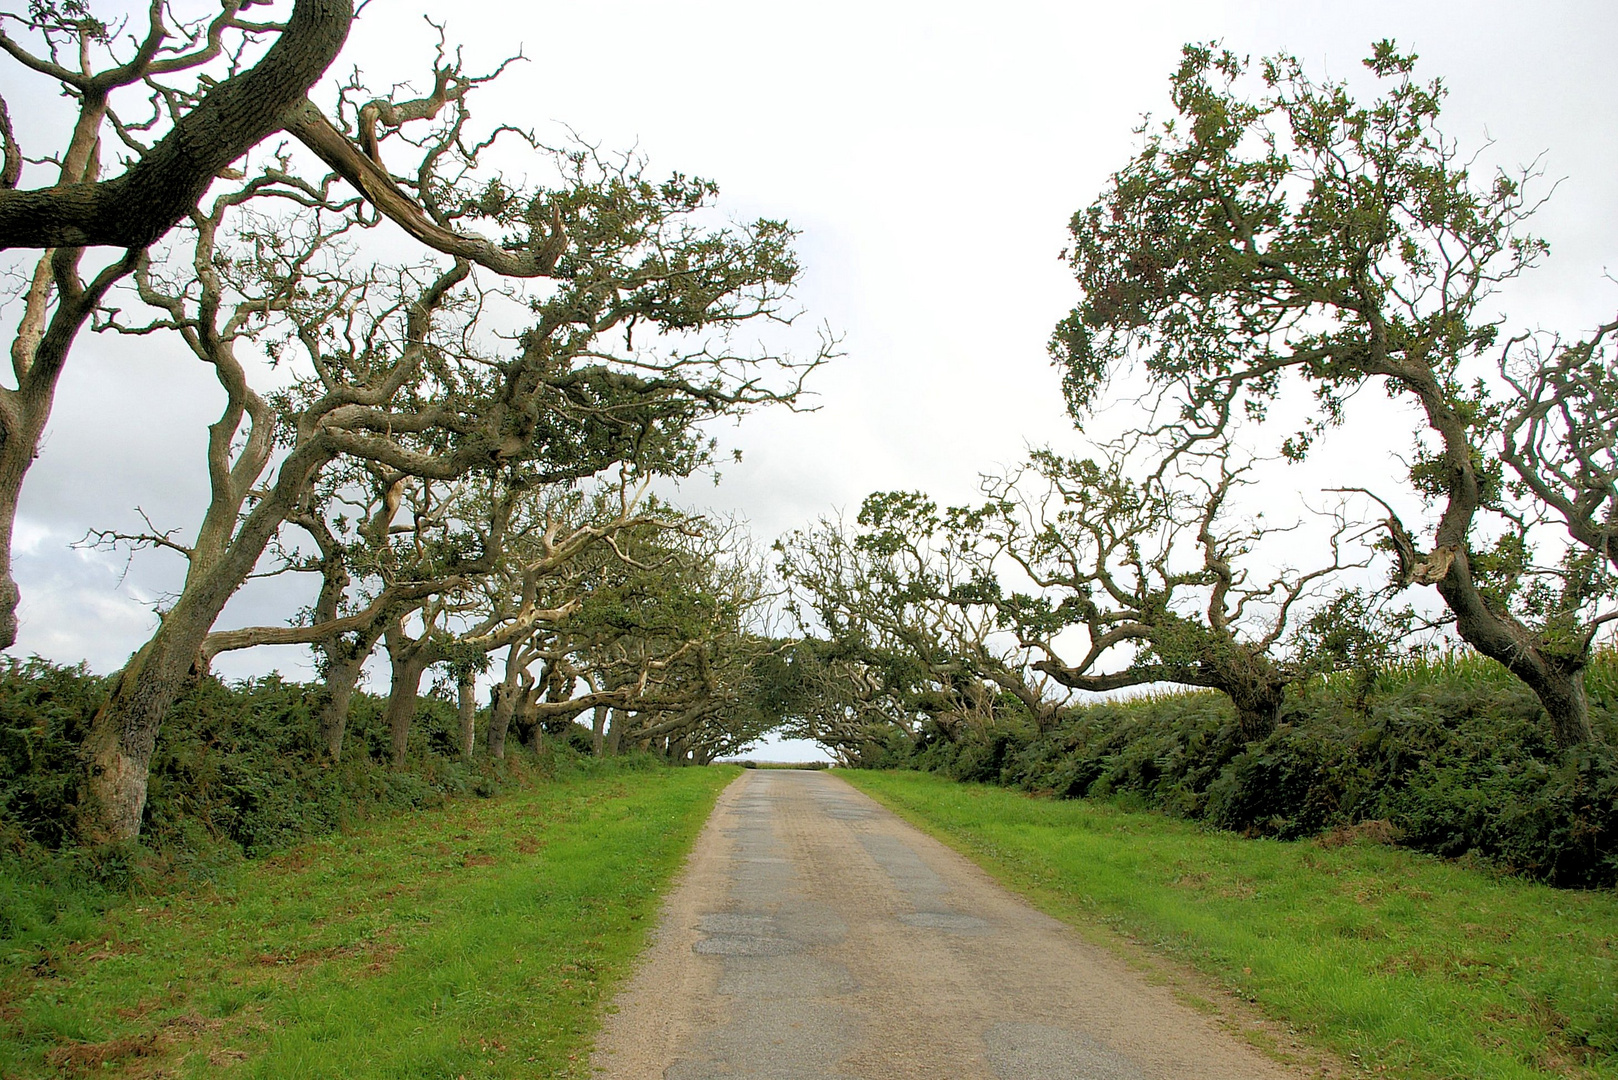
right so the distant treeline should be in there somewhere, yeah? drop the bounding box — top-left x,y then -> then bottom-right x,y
853,653 -> 1618,889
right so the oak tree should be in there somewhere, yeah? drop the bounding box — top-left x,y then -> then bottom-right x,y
75,72 -> 823,838
1055,43 -> 1610,747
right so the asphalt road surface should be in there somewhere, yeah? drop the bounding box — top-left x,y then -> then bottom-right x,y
591,769 -> 1307,1079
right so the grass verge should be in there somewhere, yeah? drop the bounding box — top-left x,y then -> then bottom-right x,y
842,769 -> 1617,1080
1,760 -> 736,1079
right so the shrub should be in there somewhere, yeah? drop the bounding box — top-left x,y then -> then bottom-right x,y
879,654 -> 1618,887
0,658 -> 105,850
0,660 -> 537,869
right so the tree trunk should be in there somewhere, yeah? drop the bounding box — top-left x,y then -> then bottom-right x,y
0,0 -> 354,249
80,438 -> 336,840
524,699 -> 544,753
81,591 -> 218,842
591,705 -> 608,757
0,249 -> 137,650
0,414 -> 40,651
487,683 -> 515,759
458,671 -> 477,760
313,651 -> 366,761
1227,681 -> 1284,743
1399,362 -> 1598,749
605,708 -> 624,755
1534,665 -> 1593,750
1439,556 -> 1595,749
1218,663 -> 1286,743
384,635 -> 432,770
1200,643 -> 1288,743
486,642 -> 530,759
311,621 -> 387,762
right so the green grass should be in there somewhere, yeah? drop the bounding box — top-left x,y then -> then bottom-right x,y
0,761 -> 736,1079
843,769 -> 1618,1080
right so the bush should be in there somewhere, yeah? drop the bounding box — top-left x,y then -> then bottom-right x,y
0,658 -> 105,850
0,660 -> 670,965
0,659 -> 544,869
878,654 -> 1618,888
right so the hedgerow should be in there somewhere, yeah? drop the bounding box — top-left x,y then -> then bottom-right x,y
883,652 -> 1618,888
0,656 -> 595,951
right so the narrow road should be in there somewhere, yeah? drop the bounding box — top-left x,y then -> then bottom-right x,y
592,769 -> 1306,1079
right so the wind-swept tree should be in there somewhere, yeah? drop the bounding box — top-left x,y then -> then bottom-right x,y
759,638 -> 921,767
1054,42 -> 1611,747
778,494 -> 1066,746
1497,322 -> 1618,649
785,439 -> 1395,746
0,0 -> 352,250
973,445 -> 1399,741
554,516 -> 782,763
0,3 -> 566,650
75,101 -> 823,839
0,1 -> 348,651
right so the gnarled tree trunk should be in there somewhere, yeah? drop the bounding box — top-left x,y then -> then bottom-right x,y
1438,555 -> 1594,748
80,445 -> 332,842
487,683 -> 515,759
1206,646 -> 1288,743
1404,363 -> 1597,749
0,0 -> 353,250
520,693 -> 543,753
383,621 -> 435,769
1223,678 -> 1286,743
0,247 -> 139,649
83,579 -> 255,841
486,640 -> 537,759
458,670 -> 478,760
313,651 -> 366,761
312,619 -> 393,761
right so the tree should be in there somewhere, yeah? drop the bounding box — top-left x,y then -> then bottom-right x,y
197,463 -> 485,762
1054,42 -> 1610,747
0,1 -> 350,651
777,494 -> 1066,746
976,445 -> 1398,741
549,515 -> 782,763
759,638 -> 920,768
783,440 -> 1393,747
0,0 -> 351,249
0,0 -> 337,652
426,477 -> 684,761
199,466 -> 677,762
1498,320 -> 1618,641
0,2 -> 610,655
75,90 -> 823,839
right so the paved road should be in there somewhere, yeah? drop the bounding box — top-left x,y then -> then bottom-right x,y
591,769 -> 1305,1079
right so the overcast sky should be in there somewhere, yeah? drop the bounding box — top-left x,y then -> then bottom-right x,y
6,0 -> 1617,755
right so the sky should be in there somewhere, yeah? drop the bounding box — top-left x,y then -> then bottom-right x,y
4,0 -> 1617,759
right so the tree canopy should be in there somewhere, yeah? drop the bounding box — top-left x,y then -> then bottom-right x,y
1051,42 -> 1614,748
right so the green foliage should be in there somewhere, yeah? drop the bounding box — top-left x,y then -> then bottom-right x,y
0,657 -> 104,849
0,657 -> 570,954
876,653 -> 1618,887
1057,42 -> 1533,428
1052,40 -> 1612,750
